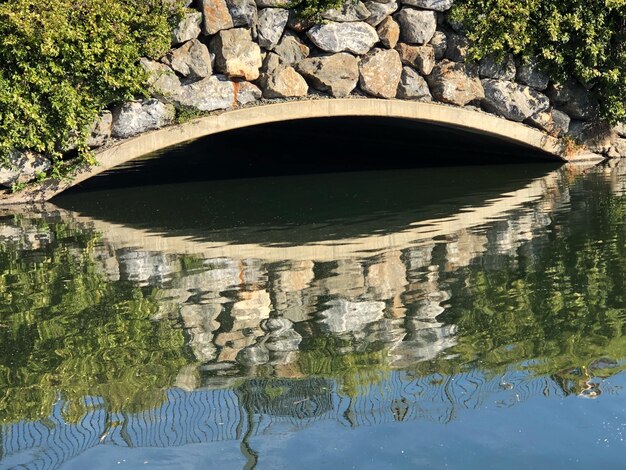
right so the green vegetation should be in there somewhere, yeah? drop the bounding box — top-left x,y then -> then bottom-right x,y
0,0 -> 176,171
450,0 -> 626,123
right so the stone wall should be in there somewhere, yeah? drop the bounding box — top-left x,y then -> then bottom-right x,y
2,0 -> 625,188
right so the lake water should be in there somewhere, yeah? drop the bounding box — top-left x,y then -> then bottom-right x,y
0,159 -> 625,469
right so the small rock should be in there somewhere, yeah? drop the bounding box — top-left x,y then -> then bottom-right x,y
377,17 -> 400,49
401,0 -> 453,11
481,79 -> 550,122
171,9 -> 202,45
479,54 -> 515,81
429,30 -> 447,60
516,59 -> 549,91
199,0 -> 234,35
359,48 -> 402,98
306,21 -> 379,55
297,53 -> 360,97
163,39 -> 212,80
0,150 -> 51,188
445,32 -> 469,62
87,111 -> 113,148
397,66 -> 432,101
526,108 -> 570,136
364,0 -> 398,26
226,0 -> 258,27
257,8 -> 289,50
111,100 -> 175,139
261,66 -> 308,98
395,8 -> 437,44
210,28 -> 263,80
395,43 -> 435,75
426,60 -> 484,106
323,1 -> 371,21
548,80 -> 599,121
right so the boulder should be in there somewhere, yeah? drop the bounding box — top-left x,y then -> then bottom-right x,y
481,79 -> 550,122
226,0 -> 257,27
140,59 -> 182,99
174,75 -> 261,111
395,43 -> 435,75
199,0 -> 234,35
261,66 -> 308,98
297,53 -> 360,97
526,108 -> 570,137
568,121 -> 616,154
273,31 -> 310,66
426,60 -> 484,106
429,30 -> 447,60
397,66 -> 432,101
359,48 -> 402,98
608,138 -> 626,158
445,32 -> 469,62
257,8 -> 289,50
395,8 -> 437,44
516,59 -> 549,91
322,1 -> 371,21
111,100 -> 175,139
0,150 -> 51,188
364,0 -> 398,26
87,111 -> 113,148
479,54 -> 515,81
377,17 -> 400,49
171,9 -> 202,45
548,80 -> 599,121
306,21 -> 378,55
210,28 -> 262,80
401,0 -> 453,11
162,39 -> 212,80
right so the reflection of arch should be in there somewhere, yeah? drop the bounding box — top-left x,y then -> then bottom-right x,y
0,99 -> 601,204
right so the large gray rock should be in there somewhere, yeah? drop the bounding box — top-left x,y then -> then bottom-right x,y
395,8 -> 437,44
568,121 -> 616,154
87,111 -> 113,148
257,8 -> 289,50
426,60 -> 484,106
273,31 -> 310,66
226,0 -> 257,27
479,54 -> 515,81
111,100 -> 175,139
162,39 -> 212,80
548,80 -> 599,121
141,59 -> 182,99
526,108 -> 570,137
0,150 -> 51,188
481,79 -> 550,122
261,66 -> 308,98
210,28 -> 262,80
397,66 -> 432,101
323,1 -> 371,21
171,9 -> 202,45
395,43 -> 435,75
364,0 -> 398,26
359,48 -> 402,98
377,16 -> 400,49
445,32 -> 469,62
199,0 -> 234,35
306,21 -> 379,55
516,59 -> 549,91
429,30 -> 447,60
175,75 -> 261,111
402,0 -> 453,11
297,53 -> 360,97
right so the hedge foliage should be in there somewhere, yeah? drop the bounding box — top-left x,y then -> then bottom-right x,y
0,0 -> 175,169
450,0 -> 626,123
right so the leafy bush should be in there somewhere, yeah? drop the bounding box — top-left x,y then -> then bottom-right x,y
0,0 -> 175,170
450,0 -> 626,123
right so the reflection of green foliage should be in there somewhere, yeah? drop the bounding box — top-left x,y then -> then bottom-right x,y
424,174 -> 626,386
297,336 -> 390,398
0,220 -> 189,424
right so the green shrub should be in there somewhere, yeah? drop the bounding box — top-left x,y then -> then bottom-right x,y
0,0 -> 175,170
450,0 -> 626,124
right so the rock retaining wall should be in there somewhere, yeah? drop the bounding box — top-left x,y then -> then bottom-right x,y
2,0 -> 625,189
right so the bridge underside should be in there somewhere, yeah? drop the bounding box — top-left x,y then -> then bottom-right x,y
0,99 -> 599,204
